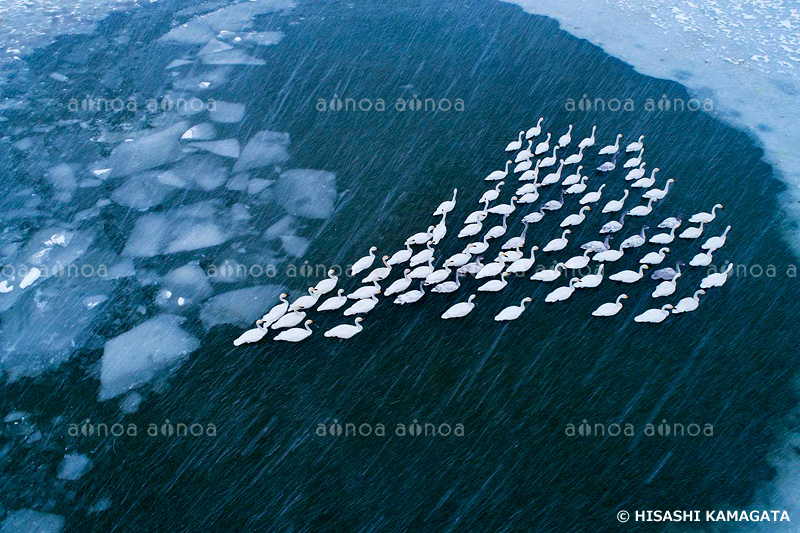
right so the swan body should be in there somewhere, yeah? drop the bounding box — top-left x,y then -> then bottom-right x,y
506,246 -> 539,273
324,317 -> 364,339
431,216 -> 447,244
597,160 -> 616,173
701,226 -> 731,252
598,134 -> 622,155
700,264 -> 733,288
543,229 -> 571,252
457,256 -> 484,276
600,211 -> 627,234
602,190 -> 628,213
431,272 -> 463,293
628,198 -> 657,217
387,244 -> 413,266
564,175 -> 588,195
634,305 -> 673,323
313,270 -> 339,295
505,131 -> 524,152
558,124 -> 573,147
485,214 -> 510,239
575,265 -> 604,288
564,249 -> 592,270
689,250 -> 713,267
564,146 -> 584,165
625,163 -> 646,181
502,221 -> 529,250
541,161 -> 565,185
514,140 -> 533,163
467,236 -> 491,255
394,282 -> 425,304
578,125 -> 596,149
621,226 -> 649,249
317,289 -> 349,310
592,294 -> 628,317
562,166 -> 583,186
582,235 -> 612,252
545,278 -> 580,302
408,258 -> 435,279
441,294 -> 477,319
539,146 -> 560,168
291,287 -> 321,311
543,192 -> 565,211
406,227 -> 434,246
640,247 -> 670,265
261,293 -> 289,326
233,325 -> 268,346
626,135 -> 644,152
348,280 -> 381,300
690,204 -> 724,224
678,221 -> 705,239
531,263 -> 566,282
526,117 -> 544,139
351,246 -> 378,275
519,160 -> 540,181
522,207 -> 546,224
643,179 -> 674,200
495,297 -> 533,321
444,248 -> 473,268
623,148 -> 644,168
274,320 -> 313,342
464,205 -> 489,225
486,160 -> 511,181
610,265 -> 649,283
476,255 -> 509,279
579,184 -> 606,205
409,242 -> 434,267
343,295 -> 379,316
383,270 -> 413,296
517,189 -> 540,205
649,226 -> 676,244
652,268 -> 682,298
479,182 -> 504,204
515,160 -> 532,175
560,206 -> 591,227
433,188 -> 457,216
271,310 -> 306,330
632,168 -> 659,189
673,290 -> 705,314
362,256 -> 392,283
458,221 -> 482,238
658,217 -> 682,229
478,272 -> 511,292
488,197 -> 517,216
424,265 -> 452,285
534,133 -> 551,155
593,245 -> 625,262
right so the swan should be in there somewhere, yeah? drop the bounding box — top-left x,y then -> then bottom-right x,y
564,249 -> 593,270
458,221 -> 483,238
424,265 -> 452,285
626,135 -> 645,152
383,270 -> 413,296
387,244 -> 413,266
494,297 -> 533,321
652,264 -> 682,297
467,235 -> 492,255
678,221 -> 705,239
610,265 -> 649,283
621,226 -> 649,248
701,226 -> 731,252
441,294 -> 477,319
561,206 -> 591,227
406,227 -> 434,246
394,281 -> 425,304
433,188 -> 458,216
478,271 -> 511,292
539,146 -> 560,168
348,280 -> 382,299
486,160 -> 511,181
562,165 -> 584,186
628,198 -> 657,217
541,161 -> 565,185
602,189 -> 629,213
291,287 -> 321,310
526,117 -> 544,139
643,179 -> 675,200
506,246 -> 539,274
689,250 -> 713,267
476,253 -> 510,279
458,256 -> 484,276
658,216 -> 682,229
690,204 -> 724,224
344,295 -> 379,316
274,319 -> 313,342
623,148 -> 644,168
531,262 -> 566,282
502,221 -> 529,250
543,229 -> 571,252
317,288 -> 349,310
271,310 -> 306,330
640,247 -> 670,265
408,257 -> 435,279
625,162 -> 646,181
409,242 -> 434,267
444,247 -> 473,268
558,124 -> 573,147
649,225 -> 677,244
324,317 -> 364,339
579,184 -> 606,205
313,269 -> 339,295
516,187 -> 540,205
261,293 -> 289,326
505,131 -> 525,152
582,235 -> 612,252
673,290 -> 705,314
233,323 -> 269,346
488,197 -> 517,216
485,214 -> 510,240
362,256 -> 392,283
634,305 -> 674,323
464,204 -> 489,225
519,160 -> 540,181
597,160 -> 616,173
563,146 -> 584,166
522,207 -> 546,224
431,214 -> 447,244
632,168 -> 660,189
578,125 -> 597,149
651,267 -> 679,281
592,294 -> 628,317
515,140 -> 534,163
431,271 -> 463,293
534,133 -> 552,155
545,278 -> 580,302
598,134 -> 622,155
351,246 -> 378,275
593,244 -> 625,262
575,265 -> 604,288
600,211 -> 628,234
564,175 -> 589,195
503,245 -> 524,262
700,263 -> 733,288
480,182 -> 504,204
542,192 -> 566,211
514,159 -> 533,173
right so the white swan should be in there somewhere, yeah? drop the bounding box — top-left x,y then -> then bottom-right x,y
543,229 -> 571,252
351,246 -> 378,275
623,148 -> 644,168
274,319 -> 313,342
652,265 -> 682,297
678,221 -> 705,239
643,179 -> 674,200
343,295 -> 379,316
515,140 -> 534,163
467,235 -> 492,255
531,262 -> 566,282
625,162 -> 646,181
261,293 -> 289,326
348,280 -> 382,299
362,256 -> 392,283
626,135 -> 645,152
579,184 -> 606,205
545,278 -> 580,302
441,294 -> 477,319
324,317 -> 364,339
593,244 -> 625,262
542,192 -> 565,211
485,160 -> 511,181
408,257 -> 435,279
634,305 -> 673,323
233,323 -> 269,346
424,265 -> 452,285
271,310 -> 306,330
526,117 -> 544,139
562,165 -> 583,186
673,290 -> 705,314
600,211 -> 627,234
431,271 -> 463,293
458,221 -> 482,238
558,124 -> 573,147
516,186 -> 540,205
522,207 -> 546,224
649,226 -> 677,245
598,133 -> 622,155
488,196 -> 517,216
564,175 -> 588,195
479,182 -> 504,204
384,270 -> 413,297
476,254 -> 510,279
494,297 -> 532,321
689,250 -> 713,267
534,133 -> 552,155
578,125 -> 597,149
628,198 -> 657,217
563,146 -> 584,166
505,131 -> 524,152
409,242 -> 434,267
516,160 -> 533,176
387,244 -> 413,265
485,214 -> 510,239
563,249 -> 592,270
575,265 -> 604,288
502,221 -> 530,250
431,214 -> 447,245
632,168 -> 659,189
621,226 -> 649,248
610,265 -> 649,283
597,152 -> 618,173
318,288 -> 349,310
394,281 -> 426,304
464,204 -> 489,225
690,204 -> 724,224
561,206 -> 591,227
519,160 -> 540,182
701,225 -> 731,252
433,188 -> 458,216
592,294 -> 628,317
444,247 -> 473,268
457,256 -> 484,276
657,216 -> 682,229
582,235 -> 612,252
291,287 -> 321,311
478,271 -> 511,292
602,189 -> 629,213
539,146 -> 560,168
541,161 -> 565,185
640,247 -> 670,265
313,269 -> 339,295
506,246 -> 539,273
700,264 -> 733,288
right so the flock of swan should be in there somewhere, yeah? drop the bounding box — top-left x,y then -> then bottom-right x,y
234,120 -> 732,345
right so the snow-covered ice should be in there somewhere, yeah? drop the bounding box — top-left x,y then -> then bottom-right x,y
199,285 -> 287,329
275,169 -> 338,220
56,453 -> 93,481
0,510 -> 65,533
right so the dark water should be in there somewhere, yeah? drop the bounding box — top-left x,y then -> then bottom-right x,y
2,0 -> 799,530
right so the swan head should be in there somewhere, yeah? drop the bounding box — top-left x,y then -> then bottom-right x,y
369,246 -> 378,252
522,297 -> 533,304
305,319 -> 314,325
619,294 -> 629,300
642,265 -> 650,270
666,179 -> 675,184
532,246 -> 540,251
467,294 -> 476,302
715,204 -> 724,209
280,293 -> 288,299
327,269 -> 337,277
662,304 -> 674,310
355,317 -> 364,323
661,247 -> 670,253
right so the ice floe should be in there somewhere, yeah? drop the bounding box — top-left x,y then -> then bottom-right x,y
56,453 -> 93,481
199,285 -> 286,329
234,130 -> 290,173
208,101 -> 246,123
97,121 -> 188,179
0,510 -> 65,533
275,169 -> 337,220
